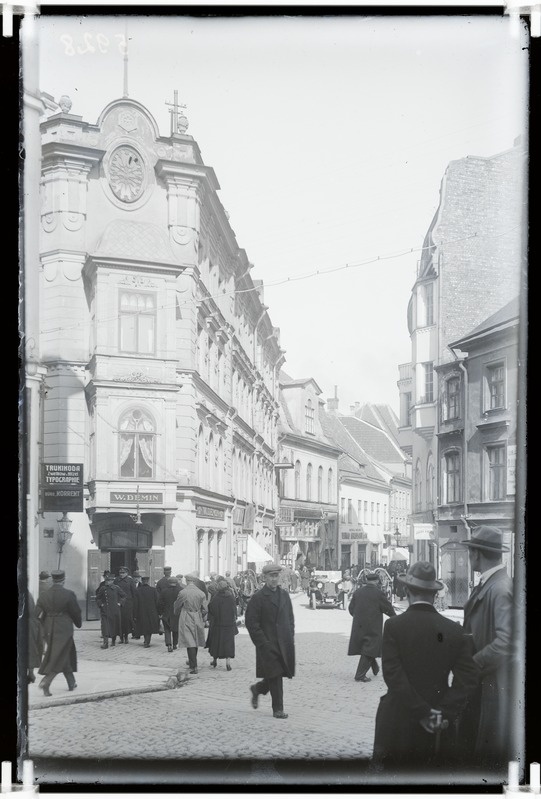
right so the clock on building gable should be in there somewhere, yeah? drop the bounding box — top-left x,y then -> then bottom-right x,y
108,145 -> 145,203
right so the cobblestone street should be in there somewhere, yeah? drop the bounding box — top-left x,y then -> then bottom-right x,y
28,593 -> 400,764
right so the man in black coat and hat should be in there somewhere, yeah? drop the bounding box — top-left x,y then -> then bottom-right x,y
348,570 -> 396,682
245,563 -> 295,719
372,561 -> 479,768
157,575 -> 181,652
96,573 -> 126,648
35,570 -> 82,696
134,575 -> 160,647
114,567 -> 137,644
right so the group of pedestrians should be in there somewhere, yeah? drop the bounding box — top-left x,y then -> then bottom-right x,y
27,524 -> 516,770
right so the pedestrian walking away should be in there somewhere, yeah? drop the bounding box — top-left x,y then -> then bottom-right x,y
27,590 -> 45,684
205,578 -> 238,670
114,566 -> 137,643
157,575 -> 181,652
371,562 -> 479,770
348,570 -> 396,682
96,574 -> 126,648
459,526 -> 515,768
245,562 -> 295,719
174,572 -> 208,673
133,575 -> 161,647
35,570 -> 82,696
38,570 -> 52,599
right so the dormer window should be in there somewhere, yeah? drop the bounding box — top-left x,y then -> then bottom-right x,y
305,399 -> 315,434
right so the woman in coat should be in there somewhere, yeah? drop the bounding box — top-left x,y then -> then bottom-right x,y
96,574 -> 126,648
348,571 -> 396,682
174,573 -> 208,674
205,579 -> 238,670
133,576 -> 160,647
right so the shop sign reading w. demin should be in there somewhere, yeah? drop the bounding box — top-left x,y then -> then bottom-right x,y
110,491 -> 163,503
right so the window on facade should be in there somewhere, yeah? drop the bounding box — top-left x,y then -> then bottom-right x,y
444,376 -> 461,420
340,498 -> 346,524
119,292 -> 156,354
119,409 -> 155,479
370,502 -> 374,524
422,362 -> 434,403
347,499 -> 353,524
364,501 -> 368,523
487,363 -> 506,410
305,400 -> 315,434
376,503 -> 380,525
444,451 -> 461,504
306,463 -> 312,501
426,458 -> 434,507
317,466 -> 323,502
425,282 -> 434,326
415,462 -> 422,510
295,461 -> 301,499
487,445 -> 506,500
328,468 -> 333,502
358,500 -> 362,524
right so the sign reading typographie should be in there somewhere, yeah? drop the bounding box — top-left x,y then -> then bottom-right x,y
41,463 -> 84,512
110,492 -> 163,503
196,504 -> 225,521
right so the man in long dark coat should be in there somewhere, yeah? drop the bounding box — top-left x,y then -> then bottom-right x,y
28,590 -> 44,683
36,570 -> 82,696
157,575 -> 181,652
96,574 -> 126,648
134,575 -> 160,647
114,567 -> 137,643
205,579 -> 238,669
459,526 -> 515,768
348,570 -> 396,682
156,566 -> 173,595
245,563 -> 295,719
372,562 -> 479,769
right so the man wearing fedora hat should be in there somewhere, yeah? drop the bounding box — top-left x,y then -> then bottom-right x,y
245,563 -> 295,719
459,525 -> 514,766
372,561 -> 479,767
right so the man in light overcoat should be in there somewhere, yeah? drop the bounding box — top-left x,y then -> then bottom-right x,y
174,572 -> 208,673
245,563 -> 295,719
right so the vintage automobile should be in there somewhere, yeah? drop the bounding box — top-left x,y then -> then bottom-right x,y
309,570 -> 345,609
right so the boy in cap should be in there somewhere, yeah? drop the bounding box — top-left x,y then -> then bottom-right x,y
35,570 -> 82,696
371,561 -> 478,768
245,563 -> 295,719
459,526 -> 515,767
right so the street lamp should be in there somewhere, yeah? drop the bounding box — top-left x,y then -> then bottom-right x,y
56,512 -> 73,569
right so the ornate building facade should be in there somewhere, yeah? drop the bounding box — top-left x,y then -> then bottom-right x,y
35,94 -> 283,615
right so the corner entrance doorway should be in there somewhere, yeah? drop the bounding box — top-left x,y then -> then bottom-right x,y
110,549 -> 140,576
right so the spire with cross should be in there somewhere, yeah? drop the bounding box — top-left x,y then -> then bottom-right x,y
165,90 -> 189,136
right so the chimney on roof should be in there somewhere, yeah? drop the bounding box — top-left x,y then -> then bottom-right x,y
354,402 -> 361,414
326,386 -> 339,414
350,405 -> 356,414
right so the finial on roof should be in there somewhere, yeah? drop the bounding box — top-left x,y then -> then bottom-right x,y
166,90 -> 189,135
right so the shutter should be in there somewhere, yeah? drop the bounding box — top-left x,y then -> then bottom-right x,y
150,548 -> 165,586
86,550 -> 109,621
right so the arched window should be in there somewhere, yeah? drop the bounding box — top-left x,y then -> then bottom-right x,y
305,399 -> 315,434
295,461 -> 301,500
317,466 -> 323,502
306,463 -> 313,501
328,468 -> 334,503
119,408 -> 155,479
281,465 -> 289,498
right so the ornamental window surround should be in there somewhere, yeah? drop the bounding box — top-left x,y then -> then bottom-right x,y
443,450 -> 461,505
119,291 -> 156,355
119,408 -> 155,479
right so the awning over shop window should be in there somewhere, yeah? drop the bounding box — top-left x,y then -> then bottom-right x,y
366,527 -> 385,544
247,534 -> 273,564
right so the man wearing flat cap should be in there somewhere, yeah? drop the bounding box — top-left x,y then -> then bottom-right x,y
372,561 -> 478,767
459,526 -> 515,767
35,570 -> 82,696
245,563 -> 295,719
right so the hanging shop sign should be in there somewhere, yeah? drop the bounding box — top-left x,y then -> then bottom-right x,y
196,504 -> 225,520
41,463 -> 84,512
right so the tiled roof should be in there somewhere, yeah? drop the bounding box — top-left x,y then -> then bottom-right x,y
357,403 -> 401,447
339,416 -> 406,467
320,411 -> 386,484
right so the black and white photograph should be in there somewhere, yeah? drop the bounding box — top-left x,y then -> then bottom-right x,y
16,7 -> 531,790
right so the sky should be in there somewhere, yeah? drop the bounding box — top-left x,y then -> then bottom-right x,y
32,12 -> 529,415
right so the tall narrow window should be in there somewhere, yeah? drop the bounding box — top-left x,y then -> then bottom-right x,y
487,445 -> 506,500
327,468 -> 333,503
446,376 -> 461,420
376,503 -> 380,525
306,463 -> 312,501
295,461 -> 301,500
426,457 -> 434,507
422,362 -> 434,403
119,409 -> 155,479
347,499 -> 353,524
364,501 -> 368,523
487,363 -> 506,410
403,391 -> 413,426
415,462 -> 422,510
425,282 -> 434,326
317,466 -> 323,502
119,291 -> 156,354
305,399 -> 315,434
445,451 -> 461,504
358,500 -> 362,523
